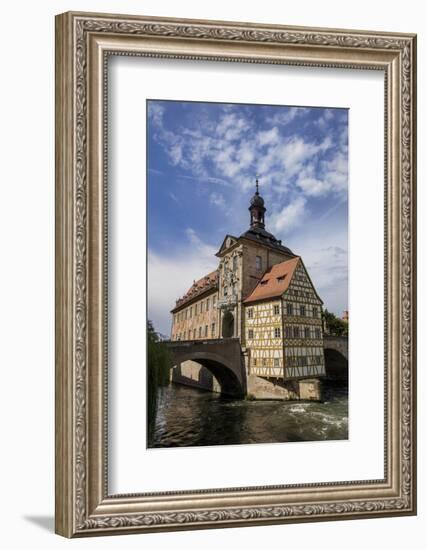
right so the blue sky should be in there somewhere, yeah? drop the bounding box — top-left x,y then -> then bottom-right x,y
147,100 -> 348,335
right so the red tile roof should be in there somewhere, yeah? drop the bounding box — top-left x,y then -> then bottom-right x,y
243,257 -> 300,304
172,270 -> 219,312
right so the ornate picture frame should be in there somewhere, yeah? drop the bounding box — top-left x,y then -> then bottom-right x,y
55,11 -> 417,537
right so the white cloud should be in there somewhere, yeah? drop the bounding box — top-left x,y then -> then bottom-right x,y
256,136 -> 333,182
270,196 -> 307,234
281,138 -> 327,176
306,251 -> 348,316
236,142 -> 255,168
257,127 -> 279,146
313,108 -> 335,129
296,176 -> 330,197
209,192 -> 225,207
206,177 -> 229,186
295,150 -> 348,197
216,113 -> 251,141
266,107 -> 310,127
147,102 -> 346,205
169,143 -> 183,165
148,230 -> 218,335
147,102 -> 165,125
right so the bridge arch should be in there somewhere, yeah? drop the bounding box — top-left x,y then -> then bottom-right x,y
166,339 -> 246,398
323,336 -> 348,383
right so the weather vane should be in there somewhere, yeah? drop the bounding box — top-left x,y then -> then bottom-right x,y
255,174 -> 260,193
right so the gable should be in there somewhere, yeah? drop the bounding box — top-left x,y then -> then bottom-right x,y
286,259 -> 323,304
215,234 -> 239,257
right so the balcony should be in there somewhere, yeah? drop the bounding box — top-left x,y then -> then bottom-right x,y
217,294 -> 238,310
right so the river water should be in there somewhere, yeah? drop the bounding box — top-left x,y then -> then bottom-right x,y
150,382 -> 348,448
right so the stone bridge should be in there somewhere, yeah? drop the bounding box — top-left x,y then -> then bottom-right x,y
164,338 -> 247,398
323,335 -> 348,359
323,336 -> 348,382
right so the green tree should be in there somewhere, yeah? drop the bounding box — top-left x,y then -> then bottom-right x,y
147,320 -> 172,445
323,309 -> 348,336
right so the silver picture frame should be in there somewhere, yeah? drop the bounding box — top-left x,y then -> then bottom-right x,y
55,11 -> 417,537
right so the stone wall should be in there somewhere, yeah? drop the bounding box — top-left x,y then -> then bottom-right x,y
247,375 -> 322,401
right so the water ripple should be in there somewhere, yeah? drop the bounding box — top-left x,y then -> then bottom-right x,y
151,382 -> 348,448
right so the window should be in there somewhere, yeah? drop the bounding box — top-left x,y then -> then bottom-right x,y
293,326 -> 300,338
262,358 -> 266,366
200,301 -> 204,313
193,329 -> 196,339
315,328 -> 321,339
286,303 -> 293,316
253,358 -> 257,366
274,358 -> 280,367
313,306 -> 318,318
233,255 -> 237,271
189,306 -> 192,318
247,308 -> 253,319
198,327 -> 202,338
274,327 -> 281,338
256,255 -> 262,271
195,304 -> 198,315
304,327 -> 310,339
206,298 -> 210,311
211,323 -> 215,336
300,305 -> 306,316
273,304 -> 280,315
285,326 -> 292,338
204,325 -> 208,337
213,295 -> 217,306
224,286 -> 228,296
248,329 -> 254,339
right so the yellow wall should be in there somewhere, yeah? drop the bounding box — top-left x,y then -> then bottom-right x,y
245,300 -> 284,377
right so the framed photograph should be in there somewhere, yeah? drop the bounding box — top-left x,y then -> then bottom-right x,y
55,11 -> 417,537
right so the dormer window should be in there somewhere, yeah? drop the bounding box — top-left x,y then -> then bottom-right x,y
277,275 -> 285,282
256,255 -> 262,271
260,279 -> 268,286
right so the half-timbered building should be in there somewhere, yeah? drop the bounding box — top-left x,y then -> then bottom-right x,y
244,257 -> 325,379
